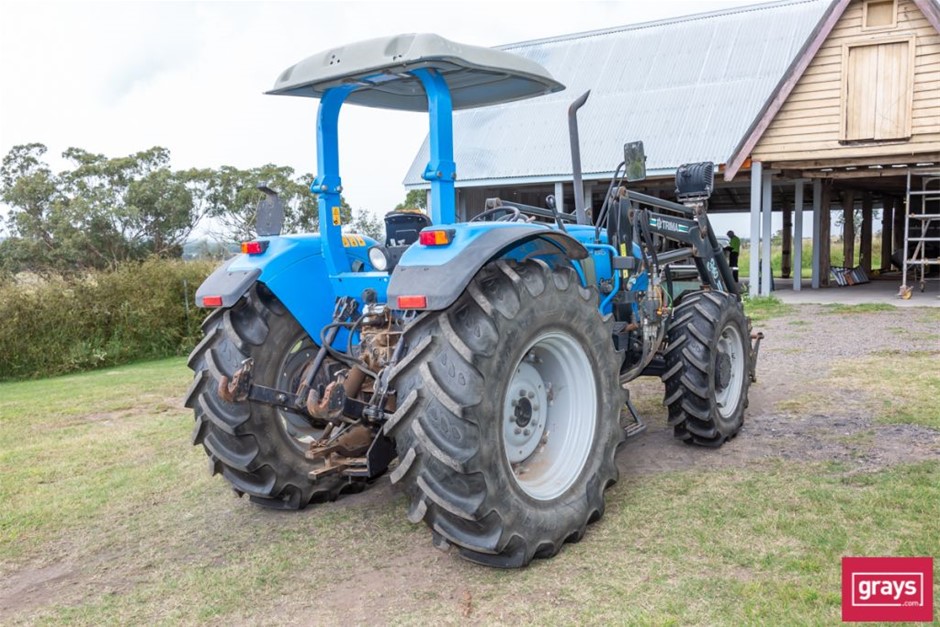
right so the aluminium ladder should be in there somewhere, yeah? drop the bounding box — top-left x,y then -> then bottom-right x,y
899,171 -> 940,299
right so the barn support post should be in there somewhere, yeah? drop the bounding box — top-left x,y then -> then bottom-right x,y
881,197 -> 894,271
812,179 -> 822,289
761,168 -> 773,295
583,182 -> 594,218
794,179 -> 804,291
554,181 -> 565,214
457,189 -> 467,221
893,194 -> 905,252
782,202 -> 792,279
860,192 -> 873,274
750,161 -> 763,297
842,189 -> 856,268
820,182 -> 832,287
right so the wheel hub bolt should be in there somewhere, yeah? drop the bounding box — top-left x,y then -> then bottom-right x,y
514,427 -> 522,435
527,391 -> 534,399
523,428 -> 531,436
519,389 -> 526,397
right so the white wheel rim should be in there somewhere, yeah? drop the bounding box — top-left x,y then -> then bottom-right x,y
502,330 -> 597,501
715,324 -> 745,419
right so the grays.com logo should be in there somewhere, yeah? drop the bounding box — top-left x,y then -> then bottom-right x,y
842,557 -> 933,622
852,573 -> 923,606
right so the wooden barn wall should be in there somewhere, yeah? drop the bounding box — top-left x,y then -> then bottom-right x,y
752,0 -> 940,164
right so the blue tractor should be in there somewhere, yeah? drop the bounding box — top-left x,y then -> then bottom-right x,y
186,34 -> 762,568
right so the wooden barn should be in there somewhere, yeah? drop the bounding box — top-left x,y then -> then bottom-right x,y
726,0 -> 940,296
404,0 -> 940,296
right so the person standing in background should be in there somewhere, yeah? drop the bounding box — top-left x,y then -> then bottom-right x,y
725,230 -> 741,282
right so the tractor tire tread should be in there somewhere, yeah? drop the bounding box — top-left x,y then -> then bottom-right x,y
387,260 -> 624,567
661,290 -> 750,447
186,283 -> 353,509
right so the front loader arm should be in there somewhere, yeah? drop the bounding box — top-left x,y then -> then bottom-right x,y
623,190 -> 738,295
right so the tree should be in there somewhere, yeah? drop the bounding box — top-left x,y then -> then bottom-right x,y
206,164 -> 320,242
1,143 -> 90,273
394,189 -> 427,212
1,144 -> 210,274
347,207 -> 384,241
0,142 -> 375,274
835,207 -> 863,242
200,166 -> 385,243
59,146 -> 190,264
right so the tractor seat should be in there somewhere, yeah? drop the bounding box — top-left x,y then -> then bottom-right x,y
385,210 -> 432,247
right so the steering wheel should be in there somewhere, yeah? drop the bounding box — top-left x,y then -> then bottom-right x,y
470,206 -> 523,222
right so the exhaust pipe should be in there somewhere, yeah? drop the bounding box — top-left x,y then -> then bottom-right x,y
568,90 -> 591,226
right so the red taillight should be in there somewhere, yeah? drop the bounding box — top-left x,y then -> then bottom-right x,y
202,295 -> 223,308
397,295 -> 428,309
241,240 -> 268,255
418,229 -> 453,246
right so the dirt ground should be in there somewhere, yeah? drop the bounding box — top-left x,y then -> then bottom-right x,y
2,305 -> 938,624
622,305 -> 940,476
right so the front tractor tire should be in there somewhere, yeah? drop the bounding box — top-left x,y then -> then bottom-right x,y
386,260 -> 625,568
185,283 -> 354,509
662,290 -> 750,447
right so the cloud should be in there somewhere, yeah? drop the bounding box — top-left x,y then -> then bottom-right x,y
1,0 -> 755,221
106,44 -> 198,103
99,4 -> 204,103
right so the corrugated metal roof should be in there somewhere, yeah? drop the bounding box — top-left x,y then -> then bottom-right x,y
404,0 -> 829,188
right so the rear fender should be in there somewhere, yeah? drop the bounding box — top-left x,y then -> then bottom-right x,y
195,234 -> 376,345
386,222 -> 589,311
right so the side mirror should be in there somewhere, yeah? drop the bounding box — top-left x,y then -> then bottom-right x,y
624,141 -> 647,182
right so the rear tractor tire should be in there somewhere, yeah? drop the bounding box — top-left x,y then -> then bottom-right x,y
185,283 -> 357,509
662,290 -> 750,447
386,260 -> 625,568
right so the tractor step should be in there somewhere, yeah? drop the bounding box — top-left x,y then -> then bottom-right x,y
624,419 -> 647,439
621,392 -> 647,439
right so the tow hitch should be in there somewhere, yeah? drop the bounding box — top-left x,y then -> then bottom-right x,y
217,357 -> 394,480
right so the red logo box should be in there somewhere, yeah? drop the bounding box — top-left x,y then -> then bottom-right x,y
842,557 -> 933,622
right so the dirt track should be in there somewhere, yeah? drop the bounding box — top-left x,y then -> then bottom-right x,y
622,305 -> 940,475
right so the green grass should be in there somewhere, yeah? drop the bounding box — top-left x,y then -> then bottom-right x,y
829,350 -> 940,429
821,303 -> 897,314
739,237 -> 886,279
410,461 -> 940,625
1,356 -> 938,624
742,295 -> 794,322
0,358 -> 192,560
775,348 -> 940,430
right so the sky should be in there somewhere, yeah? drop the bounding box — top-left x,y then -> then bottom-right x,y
0,0 -> 779,236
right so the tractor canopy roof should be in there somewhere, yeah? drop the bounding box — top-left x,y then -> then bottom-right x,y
266,33 -> 565,111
